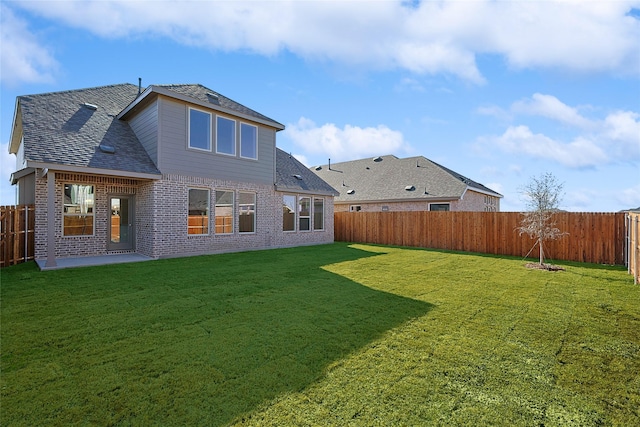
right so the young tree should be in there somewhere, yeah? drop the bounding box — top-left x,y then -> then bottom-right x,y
517,172 -> 568,266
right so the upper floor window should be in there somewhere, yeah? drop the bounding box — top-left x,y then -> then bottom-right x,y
63,184 -> 94,236
216,116 -> 236,156
240,123 -> 257,159
188,108 -> 211,151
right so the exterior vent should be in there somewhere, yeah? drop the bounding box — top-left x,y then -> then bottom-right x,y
373,156 -> 383,162
83,103 -> 98,110
99,144 -> 115,154
292,174 -> 303,180
315,166 -> 322,170
347,189 -> 355,195
206,92 -> 219,99
405,185 -> 415,191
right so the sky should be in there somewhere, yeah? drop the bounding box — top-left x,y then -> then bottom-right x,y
1,0 -> 639,212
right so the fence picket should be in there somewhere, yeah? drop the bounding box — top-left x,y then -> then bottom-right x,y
335,211 -> 627,265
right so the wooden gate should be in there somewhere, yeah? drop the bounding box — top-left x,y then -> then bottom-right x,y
1,205 -> 35,268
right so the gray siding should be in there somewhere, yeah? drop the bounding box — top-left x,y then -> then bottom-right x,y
17,173 -> 35,204
157,98 -> 276,184
128,101 -> 159,167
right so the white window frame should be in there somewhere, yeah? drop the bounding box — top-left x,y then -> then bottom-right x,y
238,191 -> 256,234
188,107 -> 212,151
216,115 -> 236,156
63,183 -> 95,236
215,190 -> 235,234
299,196 -> 311,231
429,203 -> 450,212
313,197 -> 324,231
188,188 -> 210,235
282,194 -> 296,232
240,123 -> 258,160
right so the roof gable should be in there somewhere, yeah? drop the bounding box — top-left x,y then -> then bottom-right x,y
119,84 -> 285,130
14,83 -> 161,177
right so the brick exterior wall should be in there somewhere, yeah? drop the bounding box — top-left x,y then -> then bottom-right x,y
34,172 -> 334,262
335,189 -> 500,213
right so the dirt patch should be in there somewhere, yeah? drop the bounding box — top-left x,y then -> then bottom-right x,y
525,262 -> 565,271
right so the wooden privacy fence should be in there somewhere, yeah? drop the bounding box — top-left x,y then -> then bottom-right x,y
628,212 -> 640,283
1,205 -> 35,268
335,211 -> 626,265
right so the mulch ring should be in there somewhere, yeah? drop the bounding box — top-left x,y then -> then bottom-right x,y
525,262 -> 565,271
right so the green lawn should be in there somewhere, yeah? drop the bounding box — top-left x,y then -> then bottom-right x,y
1,243 -> 638,426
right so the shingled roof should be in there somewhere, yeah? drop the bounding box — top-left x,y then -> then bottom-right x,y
275,149 -> 338,196
10,83 -> 161,178
311,155 -> 502,203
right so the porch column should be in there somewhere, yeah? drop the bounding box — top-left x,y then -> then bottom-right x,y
45,171 -> 57,268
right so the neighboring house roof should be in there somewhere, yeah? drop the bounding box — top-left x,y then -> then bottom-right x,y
9,83 -> 162,180
275,149 -> 339,196
311,155 -> 502,203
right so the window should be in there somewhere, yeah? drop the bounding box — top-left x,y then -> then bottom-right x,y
215,190 -> 234,234
350,205 -> 362,212
429,203 -> 450,212
313,198 -> 324,231
240,123 -> 257,159
188,189 -> 209,234
216,116 -> 236,155
63,184 -> 95,236
299,196 -> 311,231
188,108 -> 211,151
239,192 -> 256,233
283,195 -> 296,232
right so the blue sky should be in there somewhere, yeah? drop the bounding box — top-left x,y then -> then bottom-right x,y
1,0 -> 639,211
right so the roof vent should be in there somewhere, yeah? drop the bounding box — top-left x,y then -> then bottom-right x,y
83,103 -> 98,110
292,174 -> 303,180
373,156 -> 383,162
405,185 -> 415,191
99,144 -> 115,154
347,189 -> 355,195
315,166 -> 322,171
206,92 -> 219,100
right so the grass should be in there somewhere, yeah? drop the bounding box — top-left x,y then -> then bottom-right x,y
1,243 -> 638,426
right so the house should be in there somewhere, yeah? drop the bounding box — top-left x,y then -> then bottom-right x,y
311,155 -> 502,212
8,83 -> 337,268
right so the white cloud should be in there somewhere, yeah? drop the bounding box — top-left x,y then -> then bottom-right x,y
0,143 -> 17,205
618,183 -> 640,208
481,94 -> 640,168
285,117 -> 409,163
0,5 -> 58,86
512,93 -> 594,130
491,125 -> 608,168
10,0 -> 640,83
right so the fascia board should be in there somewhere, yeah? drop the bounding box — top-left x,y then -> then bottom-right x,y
275,184 -> 339,197
335,196 -> 458,205
26,161 -> 162,181
9,99 -> 23,154
464,186 -> 504,199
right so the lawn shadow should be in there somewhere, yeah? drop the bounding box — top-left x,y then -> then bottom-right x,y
1,243 -> 432,426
